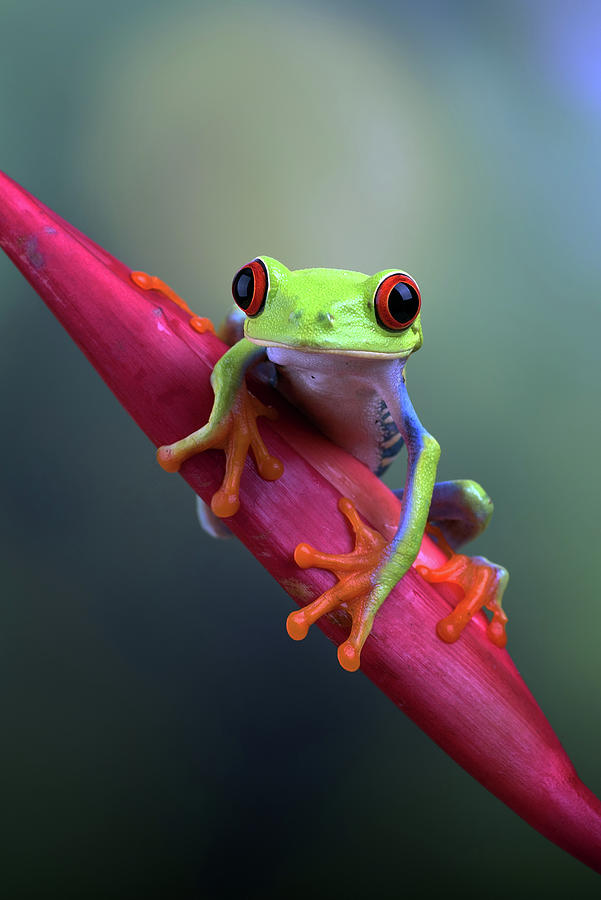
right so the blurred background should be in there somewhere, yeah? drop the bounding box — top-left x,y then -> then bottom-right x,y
1,0 -> 600,896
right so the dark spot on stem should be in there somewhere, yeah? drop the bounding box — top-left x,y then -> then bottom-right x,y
25,236 -> 44,269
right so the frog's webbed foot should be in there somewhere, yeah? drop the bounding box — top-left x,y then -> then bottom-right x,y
130,270 -> 216,335
287,498 -> 390,672
157,382 -> 283,517
416,525 -> 509,648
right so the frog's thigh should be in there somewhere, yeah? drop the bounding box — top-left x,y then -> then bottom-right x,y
395,479 -> 493,549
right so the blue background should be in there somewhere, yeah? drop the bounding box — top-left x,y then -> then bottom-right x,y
1,1 -> 600,896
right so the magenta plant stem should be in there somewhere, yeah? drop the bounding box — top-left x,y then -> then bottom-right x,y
1,171 -> 601,873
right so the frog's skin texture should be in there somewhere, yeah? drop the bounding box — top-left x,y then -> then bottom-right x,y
148,258 -> 508,671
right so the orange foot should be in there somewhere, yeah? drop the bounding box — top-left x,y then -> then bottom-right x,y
416,525 -> 508,648
287,497 -> 390,673
130,270 -> 215,335
157,382 -> 283,517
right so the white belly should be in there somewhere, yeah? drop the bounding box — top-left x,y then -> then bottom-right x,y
266,347 -> 402,474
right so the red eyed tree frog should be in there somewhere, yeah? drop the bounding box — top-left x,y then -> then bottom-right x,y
134,258 -> 508,671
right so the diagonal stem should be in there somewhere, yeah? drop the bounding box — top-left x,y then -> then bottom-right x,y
1,169 -> 601,873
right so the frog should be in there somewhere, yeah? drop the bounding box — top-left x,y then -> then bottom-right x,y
132,258 -> 508,671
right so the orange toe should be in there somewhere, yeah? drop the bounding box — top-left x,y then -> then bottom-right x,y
156,445 -> 182,473
337,640 -> 361,672
210,489 -> 240,519
286,610 -> 310,641
256,455 -> 284,481
436,615 -> 464,644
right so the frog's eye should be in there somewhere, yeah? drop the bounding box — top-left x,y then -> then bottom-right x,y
374,273 -> 421,331
232,259 -> 268,317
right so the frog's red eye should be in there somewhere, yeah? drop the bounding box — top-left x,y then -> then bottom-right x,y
374,273 -> 421,331
232,259 -> 268,317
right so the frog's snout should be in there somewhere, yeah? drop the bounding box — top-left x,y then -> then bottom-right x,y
287,309 -> 334,329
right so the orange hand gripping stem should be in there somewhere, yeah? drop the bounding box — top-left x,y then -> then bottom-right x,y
288,497 -> 390,672
157,382 -> 284,517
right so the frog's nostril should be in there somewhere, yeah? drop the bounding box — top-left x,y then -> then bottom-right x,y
289,310 -> 302,323
317,311 -> 334,327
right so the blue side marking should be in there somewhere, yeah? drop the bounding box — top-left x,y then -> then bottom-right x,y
375,399 -> 404,477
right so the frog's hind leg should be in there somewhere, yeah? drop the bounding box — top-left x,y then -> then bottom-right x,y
397,480 -> 509,648
416,536 -> 509,648
398,479 -> 494,550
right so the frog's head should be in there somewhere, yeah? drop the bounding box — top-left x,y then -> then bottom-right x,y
232,256 -> 423,358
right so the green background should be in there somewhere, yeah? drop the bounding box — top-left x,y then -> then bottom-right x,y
1,0 -> 600,896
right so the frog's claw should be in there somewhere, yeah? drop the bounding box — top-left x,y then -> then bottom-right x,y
416,525 -> 508,647
287,498 -> 390,672
130,270 -> 215,335
157,382 -> 283,517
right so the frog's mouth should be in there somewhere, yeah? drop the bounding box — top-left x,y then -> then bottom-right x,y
246,336 -> 412,360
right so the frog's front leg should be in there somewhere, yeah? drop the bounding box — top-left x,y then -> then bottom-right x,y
288,372 -> 440,671
157,338 -> 283,517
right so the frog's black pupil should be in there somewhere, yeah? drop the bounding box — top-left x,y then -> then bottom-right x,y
234,268 -> 254,309
388,282 -> 419,324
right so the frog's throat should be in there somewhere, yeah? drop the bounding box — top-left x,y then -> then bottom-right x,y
246,336 -> 412,360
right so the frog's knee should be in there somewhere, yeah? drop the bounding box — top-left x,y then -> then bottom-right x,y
457,479 -> 494,530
